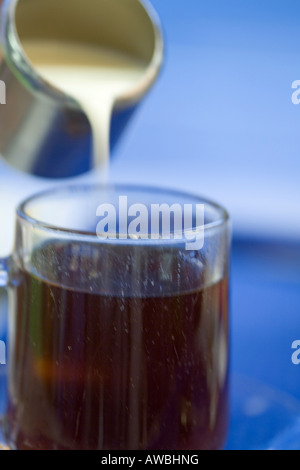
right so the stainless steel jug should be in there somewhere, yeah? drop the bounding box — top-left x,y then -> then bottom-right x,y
0,0 -> 163,178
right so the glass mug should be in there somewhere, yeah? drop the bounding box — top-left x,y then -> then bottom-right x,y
0,185 -> 230,450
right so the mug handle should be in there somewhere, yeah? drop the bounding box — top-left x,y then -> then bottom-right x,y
0,256 -> 10,450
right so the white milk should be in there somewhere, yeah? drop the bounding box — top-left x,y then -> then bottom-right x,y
22,40 -> 147,167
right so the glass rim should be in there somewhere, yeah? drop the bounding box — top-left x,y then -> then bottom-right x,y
16,183 -> 230,239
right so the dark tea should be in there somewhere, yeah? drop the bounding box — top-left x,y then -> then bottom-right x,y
5,241 -> 229,450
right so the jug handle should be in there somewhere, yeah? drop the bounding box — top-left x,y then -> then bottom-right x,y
0,256 -> 10,360
0,256 -> 11,450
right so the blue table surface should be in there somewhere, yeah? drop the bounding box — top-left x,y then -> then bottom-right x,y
226,238 -> 300,450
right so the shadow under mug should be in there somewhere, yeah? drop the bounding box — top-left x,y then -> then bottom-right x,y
0,184 -> 230,450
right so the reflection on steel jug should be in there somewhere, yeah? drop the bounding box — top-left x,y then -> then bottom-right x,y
0,0 -> 163,178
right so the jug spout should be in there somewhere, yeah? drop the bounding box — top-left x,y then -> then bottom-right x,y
0,0 -> 163,179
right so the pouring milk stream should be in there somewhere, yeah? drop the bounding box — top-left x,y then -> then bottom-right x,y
21,40 -> 148,169
0,0 -> 163,177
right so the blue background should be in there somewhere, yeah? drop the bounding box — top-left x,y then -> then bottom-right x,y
1,0 -> 300,449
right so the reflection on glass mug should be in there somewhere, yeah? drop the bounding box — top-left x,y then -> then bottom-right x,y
0,185 -> 230,450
